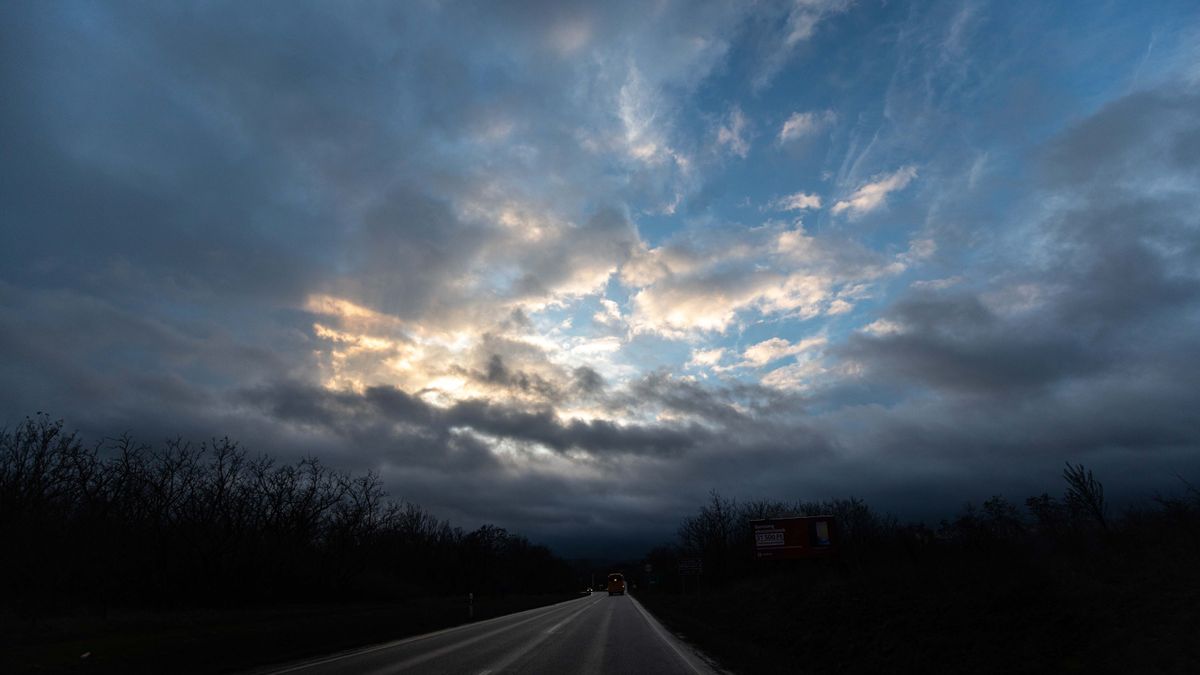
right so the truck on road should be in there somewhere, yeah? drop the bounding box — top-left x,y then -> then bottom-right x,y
606,572 -> 626,596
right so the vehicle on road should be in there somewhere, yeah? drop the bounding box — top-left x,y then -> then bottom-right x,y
606,572 -> 625,595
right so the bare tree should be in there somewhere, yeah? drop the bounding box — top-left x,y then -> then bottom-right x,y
1063,462 -> 1108,532
0,414 -> 577,613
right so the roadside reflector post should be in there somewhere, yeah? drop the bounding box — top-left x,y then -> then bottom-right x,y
468,592 -> 474,620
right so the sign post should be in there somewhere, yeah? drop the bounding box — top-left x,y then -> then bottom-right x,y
678,557 -> 703,595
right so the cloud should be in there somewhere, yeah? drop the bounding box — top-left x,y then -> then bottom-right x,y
630,266 -> 832,335
3,2 -> 1200,556
242,380 -> 707,462
760,354 -> 829,391
740,336 -> 827,367
621,221 -> 912,336
841,292 -> 1101,394
841,89 -> 1200,399
770,191 -> 823,211
826,298 -> 854,314
785,0 -> 853,45
911,276 -> 963,290
831,166 -> 918,216
716,106 -> 751,158
687,347 -> 728,369
860,318 -> 904,336
593,298 -> 625,326
779,109 -> 837,143
750,0 -> 854,90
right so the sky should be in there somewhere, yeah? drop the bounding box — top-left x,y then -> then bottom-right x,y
3,0 -> 1200,557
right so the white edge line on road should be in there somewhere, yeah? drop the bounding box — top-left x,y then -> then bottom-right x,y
628,594 -> 713,675
260,594 -> 592,674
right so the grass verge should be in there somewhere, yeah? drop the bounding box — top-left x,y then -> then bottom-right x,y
635,559 -> 1199,674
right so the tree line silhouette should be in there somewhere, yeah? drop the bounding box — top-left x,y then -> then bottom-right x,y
645,463 -> 1199,589
0,414 -> 573,617
636,466 -> 1200,673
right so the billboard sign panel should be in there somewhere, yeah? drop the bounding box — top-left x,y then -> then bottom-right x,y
750,516 -> 837,560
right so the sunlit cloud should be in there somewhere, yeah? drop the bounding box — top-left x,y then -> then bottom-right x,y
860,318 -> 905,336
593,298 -> 625,326
760,353 -> 829,391
770,191 -> 823,211
623,221 -> 916,337
831,166 -> 918,217
826,298 -> 854,314
779,110 -> 837,143
740,336 -> 827,367
305,294 -> 404,330
687,347 -> 728,369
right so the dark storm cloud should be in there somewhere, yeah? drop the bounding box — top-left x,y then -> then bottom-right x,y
241,381 -> 702,460
1,0 -> 754,551
624,372 -> 766,427
342,186 -> 494,318
445,335 -> 576,403
0,283 -> 302,439
3,0 -> 1200,557
571,366 -> 606,396
454,353 -> 563,401
0,2 -> 645,327
840,292 -> 1100,394
232,375 -> 838,550
1043,89 -> 1200,189
1,3 -> 348,303
842,90 -> 1200,399
822,84 -> 1200,500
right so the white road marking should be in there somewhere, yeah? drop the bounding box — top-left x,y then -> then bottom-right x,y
628,594 -> 711,675
547,596 -> 603,635
369,607 -> 574,674
264,595 -> 590,674
486,596 -> 604,671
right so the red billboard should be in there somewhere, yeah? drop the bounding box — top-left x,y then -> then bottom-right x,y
751,516 -> 837,560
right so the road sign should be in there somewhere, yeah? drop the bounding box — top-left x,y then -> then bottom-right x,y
678,557 -> 703,575
750,516 -> 837,560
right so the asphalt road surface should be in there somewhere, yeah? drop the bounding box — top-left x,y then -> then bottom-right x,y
262,593 -> 720,675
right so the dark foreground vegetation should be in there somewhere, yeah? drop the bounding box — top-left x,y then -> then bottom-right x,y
636,470 -> 1200,674
0,415 -> 576,672
3,595 -> 574,674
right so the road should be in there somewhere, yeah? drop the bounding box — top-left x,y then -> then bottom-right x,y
262,593 -> 720,675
